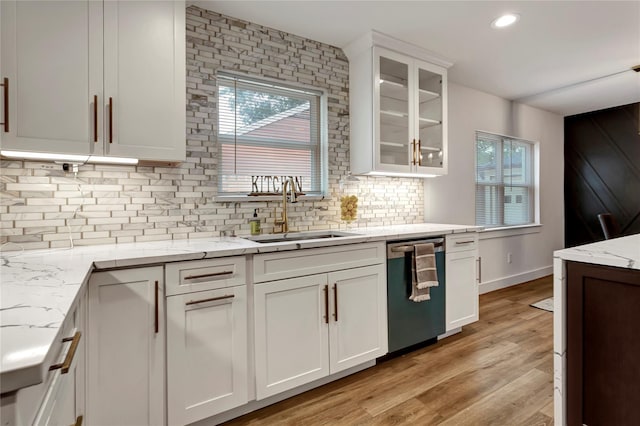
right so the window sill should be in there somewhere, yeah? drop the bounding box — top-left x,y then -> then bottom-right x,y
478,223 -> 542,240
214,194 -> 326,203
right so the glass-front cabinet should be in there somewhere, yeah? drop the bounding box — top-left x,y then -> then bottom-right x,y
345,32 -> 451,177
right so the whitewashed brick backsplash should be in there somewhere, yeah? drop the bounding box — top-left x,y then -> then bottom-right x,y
0,6 -> 424,251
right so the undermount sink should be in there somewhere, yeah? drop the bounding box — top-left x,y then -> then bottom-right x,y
246,231 -> 359,243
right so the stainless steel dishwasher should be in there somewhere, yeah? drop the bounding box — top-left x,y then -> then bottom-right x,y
386,237 -> 445,353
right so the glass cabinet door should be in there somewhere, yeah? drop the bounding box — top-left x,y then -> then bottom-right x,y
416,64 -> 444,169
376,50 -> 411,169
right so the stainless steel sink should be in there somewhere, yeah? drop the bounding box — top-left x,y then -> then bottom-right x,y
246,231 -> 359,243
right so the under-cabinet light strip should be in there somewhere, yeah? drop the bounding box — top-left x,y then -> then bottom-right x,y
0,150 -> 138,165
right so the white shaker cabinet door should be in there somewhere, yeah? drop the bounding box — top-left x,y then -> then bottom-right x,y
254,274 -> 330,400
445,250 -> 479,331
167,286 -> 248,425
87,267 -> 165,426
0,0 -> 102,154
103,0 -> 185,161
328,264 -> 388,374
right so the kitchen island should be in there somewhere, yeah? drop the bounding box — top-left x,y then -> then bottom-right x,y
553,234 -> 640,425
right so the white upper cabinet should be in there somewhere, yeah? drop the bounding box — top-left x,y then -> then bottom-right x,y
103,1 -> 185,161
0,0 -> 185,162
0,1 -> 102,155
345,31 -> 451,177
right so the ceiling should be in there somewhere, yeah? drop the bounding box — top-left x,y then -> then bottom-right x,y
191,1 -> 640,117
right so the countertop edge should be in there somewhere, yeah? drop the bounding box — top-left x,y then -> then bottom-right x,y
553,234 -> 640,271
0,271 -> 92,394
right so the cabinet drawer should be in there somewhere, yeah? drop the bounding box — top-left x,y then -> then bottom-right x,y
166,257 -> 247,296
446,233 -> 478,253
253,242 -> 385,283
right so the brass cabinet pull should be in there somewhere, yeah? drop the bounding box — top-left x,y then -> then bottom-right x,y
108,97 -> 113,143
186,294 -> 234,306
455,240 -> 476,245
154,280 -> 159,334
93,95 -> 98,142
49,331 -> 81,374
411,139 -> 416,165
184,270 -> 233,280
323,285 -> 329,324
417,139 -> 422,166
71,415 -> 83,426
333,283 -> 338,321
1,77 -> 8,132
477,257 -> 482,283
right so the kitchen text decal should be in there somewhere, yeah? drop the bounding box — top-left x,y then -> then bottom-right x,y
250,175 -> 304,195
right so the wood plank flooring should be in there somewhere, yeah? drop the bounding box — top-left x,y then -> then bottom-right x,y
224,276 -> 554,425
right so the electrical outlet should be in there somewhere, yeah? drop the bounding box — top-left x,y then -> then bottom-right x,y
40,164 -> 57,170
507,252 -> 512,264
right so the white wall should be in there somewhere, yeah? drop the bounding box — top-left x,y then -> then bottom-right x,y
426,83 -> 564,293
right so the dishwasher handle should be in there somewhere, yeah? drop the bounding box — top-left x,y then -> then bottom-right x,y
390,243 -> 444,253
387,238 -> 444,258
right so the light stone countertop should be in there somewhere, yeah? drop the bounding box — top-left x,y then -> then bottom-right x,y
0,223 -> 479,393
553,233 -> 640,270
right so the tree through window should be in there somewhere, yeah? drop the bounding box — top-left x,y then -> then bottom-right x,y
217,72 -> 327,197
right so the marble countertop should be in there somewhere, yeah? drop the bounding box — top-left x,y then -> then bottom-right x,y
0,223 -> 478,393
553,234 -> 639,270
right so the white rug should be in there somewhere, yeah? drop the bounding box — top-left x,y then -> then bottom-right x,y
530,297 -> 553,312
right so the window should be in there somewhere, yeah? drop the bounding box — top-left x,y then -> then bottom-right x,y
475,131 -> 535,227
217,72 -> 327,197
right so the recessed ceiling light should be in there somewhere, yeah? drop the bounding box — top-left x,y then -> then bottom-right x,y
491,13 -> 520,29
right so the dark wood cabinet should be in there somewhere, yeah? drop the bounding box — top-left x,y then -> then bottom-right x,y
567,261 -> 640,425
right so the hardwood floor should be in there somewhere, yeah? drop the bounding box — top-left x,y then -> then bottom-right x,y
224,276 -> 554,425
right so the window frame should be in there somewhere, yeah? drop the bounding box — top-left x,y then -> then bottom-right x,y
475,131 -> 539,228
215,71 -> 329,201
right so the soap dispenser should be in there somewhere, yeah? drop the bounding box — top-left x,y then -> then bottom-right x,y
250,209 -> 261,235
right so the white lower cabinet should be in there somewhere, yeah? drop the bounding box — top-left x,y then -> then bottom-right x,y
445,233 -> 479,331
87,267 -> 165,426
254,264 -> 387,400
328,266 -> 387,373
167,285 -> 248,425
254,274 -> 330,399
0,291 -> 86,426
70,245 -> 388,424
35,294 -> 85,426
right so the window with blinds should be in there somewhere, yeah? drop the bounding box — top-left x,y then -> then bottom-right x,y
217,72 -> 326,197
475,131 -> 535,227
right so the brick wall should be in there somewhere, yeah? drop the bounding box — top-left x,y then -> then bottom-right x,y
0,6 -> 424,251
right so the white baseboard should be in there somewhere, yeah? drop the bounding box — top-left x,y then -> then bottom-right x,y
438,327 -> 462,340
479,265 -> 552,294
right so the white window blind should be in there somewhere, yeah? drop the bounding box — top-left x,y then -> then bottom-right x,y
475,131 -> 534,227
217,72 -> 325,197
